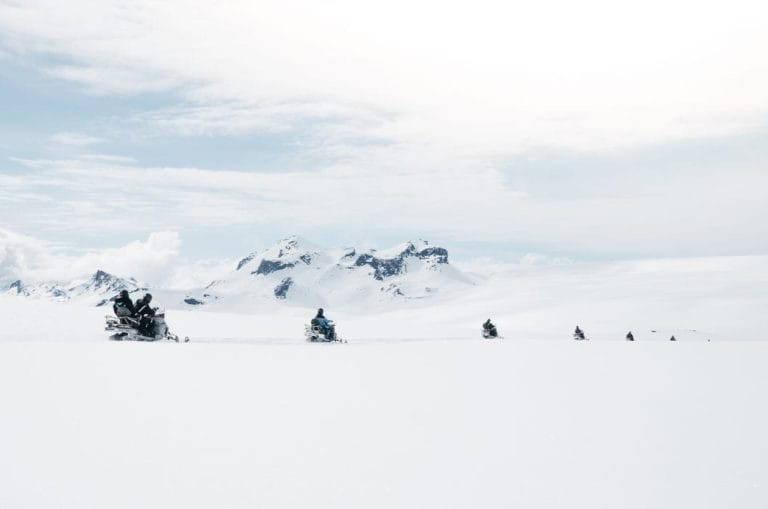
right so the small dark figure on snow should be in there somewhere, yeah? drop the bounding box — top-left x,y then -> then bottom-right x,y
134,293 -> 156,337
110,290 -> 134,323
311,308 -> 334,340
626,331 -> 634,341
574,326 -> 586,340
310,308 -> 324,326
670,335 -> 677,342
482,318 -> 498,338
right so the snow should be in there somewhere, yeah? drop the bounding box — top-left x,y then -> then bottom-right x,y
196,237 -> 473,310
1,337 -> 767,508
1,254 -> 767,508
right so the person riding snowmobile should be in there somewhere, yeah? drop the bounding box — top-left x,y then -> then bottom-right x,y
311,308 -> 334,340
482,318 -> 498,338
134,293 -> 156,337
626,331 -> 635,341
110,290 -> 135,322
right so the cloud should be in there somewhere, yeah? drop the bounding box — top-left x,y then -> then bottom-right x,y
44,64 -> 184,96
2,141 -> 767,259
0,228 -> 188,287
50,131 -> 105,147
0,1 -> 766,261
71,231 -> 183,285
0,228 -> 54,284
0,0 -> 766,152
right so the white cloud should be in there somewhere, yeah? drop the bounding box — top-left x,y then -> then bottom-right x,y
0,0 -> 766,152
50,131 -> 106,147
518,253 -> 574,266
0,228 -> 54,284
0,226 -> 246,290
45,64 -> 183,96
72,231 -> 183,285
0,1 -> 766,260
0,229 -> 187,287
3,153 -> 767,258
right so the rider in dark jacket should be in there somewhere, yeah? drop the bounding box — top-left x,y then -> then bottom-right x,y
134,293 -> 156,337
111,290 -> 135,322
311,308 -> 334,340
311,308 -> 325,325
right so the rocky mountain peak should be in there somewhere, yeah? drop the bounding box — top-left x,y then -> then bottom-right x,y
72,269 -> 138,294
353,240 -> 449,280
9,279 -> 24,294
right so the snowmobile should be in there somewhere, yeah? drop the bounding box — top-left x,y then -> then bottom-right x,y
481,326 -> 500,339
481,318 -> 500,339
573,328 -> 588,341
304,320 -> 346,343
105,310 -> 189,342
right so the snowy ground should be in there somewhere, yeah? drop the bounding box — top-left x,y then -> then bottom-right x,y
1,256 -> 767,508
1,338 -> 767,508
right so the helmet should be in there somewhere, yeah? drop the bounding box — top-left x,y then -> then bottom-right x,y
144,293 -> 153,302
120,290 -> 129,298
317,308 -> 324,316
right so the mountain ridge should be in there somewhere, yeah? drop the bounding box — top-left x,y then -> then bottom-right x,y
3,237 -> 475,310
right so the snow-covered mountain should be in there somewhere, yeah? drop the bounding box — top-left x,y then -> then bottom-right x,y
5,269 -> 145,306
2,237 -> 475,310
190,236 -> 475,309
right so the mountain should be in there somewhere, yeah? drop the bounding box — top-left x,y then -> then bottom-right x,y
3,237 -> 475,310
6,270 -> 144,306
191,236 -> 475,309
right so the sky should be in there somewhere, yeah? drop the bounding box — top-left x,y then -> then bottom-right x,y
1,0 -> 767,284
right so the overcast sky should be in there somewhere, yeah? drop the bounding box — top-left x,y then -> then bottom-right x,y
1,0 -> 767,280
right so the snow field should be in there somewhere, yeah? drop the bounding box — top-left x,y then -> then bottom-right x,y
1,339 -> 767,508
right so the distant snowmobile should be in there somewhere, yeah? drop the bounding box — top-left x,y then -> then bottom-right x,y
482,318 -> 499,339
105,310 -> 188,342
304,320 -> 345,343
573,326 -> 588,341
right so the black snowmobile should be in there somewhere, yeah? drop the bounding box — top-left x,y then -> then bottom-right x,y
573,326 -> 588,341
482,319 -> 499,339
105,308 -> 188,342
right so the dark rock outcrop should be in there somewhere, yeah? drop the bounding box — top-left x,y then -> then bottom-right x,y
416,247 -> 448,264
355,254 -> 407,280
9,280 -> 24,294
49,287 -> 67,298
274,277 -> 293,299
236,254 -> 256,271
354,242 -> 448,281
254,259 -> 296,275
381,283 -> 405,297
